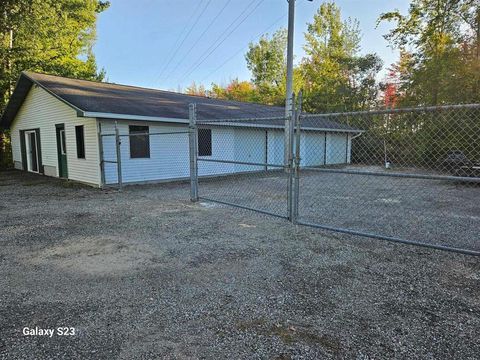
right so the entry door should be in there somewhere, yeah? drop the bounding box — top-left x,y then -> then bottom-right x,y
25,131 -> 39,172
56,124 -> 68,178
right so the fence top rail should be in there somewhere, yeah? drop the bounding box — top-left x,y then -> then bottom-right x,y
301,166 -> 480,183
196,115 -> 288,124
301,103 -> 480,118
101,131 -> 189,137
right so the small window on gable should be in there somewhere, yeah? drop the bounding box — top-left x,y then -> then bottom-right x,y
75,125 -> 85,159
198,129 -> 212,156
129,125 -> 150,158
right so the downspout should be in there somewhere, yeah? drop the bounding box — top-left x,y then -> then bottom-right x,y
264,130 -> 268,171
349,132 -> 363,165
324,132 -> 327,165
350,132 -> 363,140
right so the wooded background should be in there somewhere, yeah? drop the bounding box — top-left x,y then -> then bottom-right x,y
1,0 -> 479,169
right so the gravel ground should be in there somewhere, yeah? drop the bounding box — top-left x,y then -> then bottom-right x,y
199,166 -> 480,252
1,169 -> 479,359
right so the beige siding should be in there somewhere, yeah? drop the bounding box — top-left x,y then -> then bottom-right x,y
10,85 -> 100,186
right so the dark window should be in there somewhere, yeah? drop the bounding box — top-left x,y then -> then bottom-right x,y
75,125 -> 85,159
129,125 -> 150,158
198,129 -> 212,156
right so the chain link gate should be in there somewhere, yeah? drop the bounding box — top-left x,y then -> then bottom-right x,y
189,102 -> 294,218
294,104 -> 480,256
189,101 -> 480,256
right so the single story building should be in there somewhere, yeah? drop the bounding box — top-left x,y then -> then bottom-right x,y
0,72 -> 361,187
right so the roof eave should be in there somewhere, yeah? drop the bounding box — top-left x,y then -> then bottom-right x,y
22,71 -> 86,115
0,72 -> 87,129
82,112 -> 189,124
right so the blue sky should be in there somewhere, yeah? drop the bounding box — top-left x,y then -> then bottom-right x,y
93,0 -> 410,91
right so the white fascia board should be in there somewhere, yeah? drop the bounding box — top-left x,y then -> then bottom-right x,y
80,111 -> 189,124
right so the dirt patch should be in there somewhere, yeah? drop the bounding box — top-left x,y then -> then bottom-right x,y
20,236 -> 164,275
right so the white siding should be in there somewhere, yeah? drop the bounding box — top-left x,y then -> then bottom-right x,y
300,131 -> 326,166
99,120 -> 353,185
65,118 -> 100,185
326,133 -> 349,164
101,122 -> 270,184
101,121 -> 191,184
198,127 -> 236,177
233,128 -> 266,172
101,122 -> 271,185
10,86 -> 100,185
266,130 -> 284,168
266,130 -> 350,167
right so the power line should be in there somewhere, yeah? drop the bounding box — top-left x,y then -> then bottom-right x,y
154,0 -> 205,81
177,0 -> 265,86
178,0 -> 264,85
155,0 -> 212,82
164,0 -> 234,83
200,14 -> 287,84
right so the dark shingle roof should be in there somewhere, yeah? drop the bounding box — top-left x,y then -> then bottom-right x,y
0,72 -> 360,132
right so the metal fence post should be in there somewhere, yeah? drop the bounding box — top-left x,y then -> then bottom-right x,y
287,93 -> 296,221
114,121 -> 122,189
96,121 -> 106,188
284,93 -> 295,168
189,103 -> 199,202
292,90 -> 303,223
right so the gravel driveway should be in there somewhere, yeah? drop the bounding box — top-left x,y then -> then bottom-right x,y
199,166 -> 480,253
1,169 -> 479,359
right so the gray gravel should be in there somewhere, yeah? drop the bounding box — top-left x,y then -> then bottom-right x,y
1,169 -> 479,359
199,166 -> 480,252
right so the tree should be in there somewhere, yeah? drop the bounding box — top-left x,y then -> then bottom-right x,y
0,0 -> 108,168
381,69 -> 400,109
185,81 -> 206,97
379,0 -> 480,105
244,29 -> 288,105
0,0 -> 109,112
246,29 -> 287,87
244,29 -> 308,106
376,1 -> 480,168
209,79 -> 257,103
301,2 -> 382,112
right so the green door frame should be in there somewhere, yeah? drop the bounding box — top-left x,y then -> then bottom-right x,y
55,124 -> 68,178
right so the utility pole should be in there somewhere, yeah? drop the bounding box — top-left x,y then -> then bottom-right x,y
284,0 -> 295,166
285,0 -> 311,165
285,0 -> 295,117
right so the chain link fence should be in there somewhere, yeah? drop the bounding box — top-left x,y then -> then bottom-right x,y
190,101 -> 480,256
295,104 -> 480,256
191,103 -> 291,218
99,120 -> 190,187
